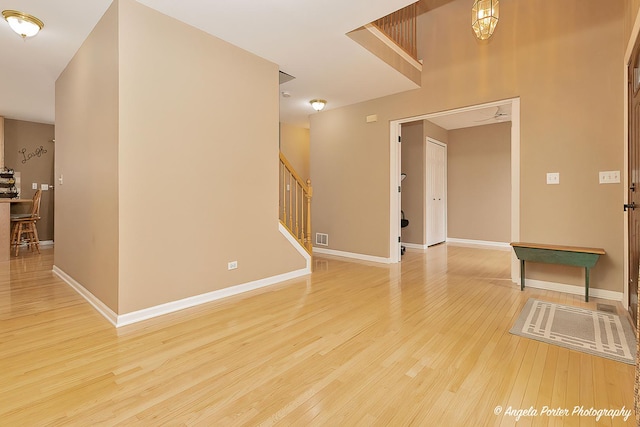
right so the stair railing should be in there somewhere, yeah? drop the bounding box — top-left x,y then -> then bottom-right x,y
372,2 -> 418,60
279,152 -> 312,254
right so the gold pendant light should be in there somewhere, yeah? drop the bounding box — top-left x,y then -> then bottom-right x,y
471,0 -> 499,40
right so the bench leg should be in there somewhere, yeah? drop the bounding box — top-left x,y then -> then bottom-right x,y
520,260 -> 525,291
585,267 -> 590,302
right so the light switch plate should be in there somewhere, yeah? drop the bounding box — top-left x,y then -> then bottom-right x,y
599,170 -> 620,184
546,172 -> 560,185
41,184 -> 49,191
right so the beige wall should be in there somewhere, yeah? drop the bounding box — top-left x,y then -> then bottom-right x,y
311,0 -> 625,292
310,102 -> 391,256
399,120 -> 450,246
424,120 -> 449,144
0,117 -> 4,167
116,0 -> 305,313
447,122 -> 510,243
4,119 -> 55,241
403,119 -> 509,245
280,123 -> 310,180
55,1 -> 120,311
55,0 -> 306,315
625,0 -> 640,43
400,121 -> 423,244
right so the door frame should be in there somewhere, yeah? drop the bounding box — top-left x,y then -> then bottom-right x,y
425,138 -> 447,246
623,10 -> 640,312
389,97 -> 521,283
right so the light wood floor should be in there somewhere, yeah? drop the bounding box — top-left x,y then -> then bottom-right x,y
1,245 -> 636,426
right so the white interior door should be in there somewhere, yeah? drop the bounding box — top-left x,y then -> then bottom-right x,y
426,139 -> 446,246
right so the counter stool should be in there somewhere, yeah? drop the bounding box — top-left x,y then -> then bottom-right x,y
10,190 -> 42,256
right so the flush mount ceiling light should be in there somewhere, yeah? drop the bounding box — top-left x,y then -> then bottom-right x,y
2,10 -> 44,39
471,0 -> 499,40
310,99 -> 327,111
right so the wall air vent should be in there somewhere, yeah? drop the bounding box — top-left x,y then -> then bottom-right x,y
315,232 -> 328,246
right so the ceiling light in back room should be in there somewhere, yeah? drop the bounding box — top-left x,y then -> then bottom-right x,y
310,99 -> 326,111
2,10 -> 44,39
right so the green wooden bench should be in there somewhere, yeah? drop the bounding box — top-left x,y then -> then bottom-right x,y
510,242 -> 606,302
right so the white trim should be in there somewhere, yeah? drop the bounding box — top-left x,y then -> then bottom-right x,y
390,122 -> 402,263
389,97 -> 521,272
115,268 -> 310,327
363,23 -> 423,71
446,238 -> 510,250
14,239 -> 54,247
313,247 -> 393,264
402,242 -> 428,250
510,98 -> 521,284
53,265 -> 310,328
524,278 -> 623,303
52,266 -> 118,326
278,222 -> 312,272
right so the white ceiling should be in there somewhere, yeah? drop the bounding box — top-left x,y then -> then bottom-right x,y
0,0 -> 420,127
426,103 -> 512,130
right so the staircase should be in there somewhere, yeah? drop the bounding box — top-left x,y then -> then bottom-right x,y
279,152 -> 312,254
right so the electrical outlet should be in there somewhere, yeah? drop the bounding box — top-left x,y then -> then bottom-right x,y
41,184 -> 49,191
546,172 -> 560,185
32,183 -> 38,190
228,261 -> 238,270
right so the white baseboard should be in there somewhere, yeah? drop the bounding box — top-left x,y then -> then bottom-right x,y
15,239 -> 53,247
521,278 -> 623,302
312,247 -> 393,264
53,265 -> 310,328
52,266 -> 118,326
446,238 -> 511,250
278,222 -> 311,271
402,243 -> 427,250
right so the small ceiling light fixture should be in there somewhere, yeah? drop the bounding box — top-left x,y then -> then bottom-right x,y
2,10 -> 44,39
471,0 -> 499,40
310,99 -> 327,111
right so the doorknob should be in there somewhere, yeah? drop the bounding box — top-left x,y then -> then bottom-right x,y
624,202 -> 636,211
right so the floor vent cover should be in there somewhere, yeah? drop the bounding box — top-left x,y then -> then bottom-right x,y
315,233 -> 328,246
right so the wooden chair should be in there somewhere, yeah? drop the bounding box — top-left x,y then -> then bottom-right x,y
10,190 -> 42,256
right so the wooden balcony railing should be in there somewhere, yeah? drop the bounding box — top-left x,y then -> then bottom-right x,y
279,152 -> 312,254
372,2 -> 418,60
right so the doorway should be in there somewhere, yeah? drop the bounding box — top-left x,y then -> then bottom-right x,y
389,98 -> 521,283
626,33 -> 640,325
623,8 -> 640,318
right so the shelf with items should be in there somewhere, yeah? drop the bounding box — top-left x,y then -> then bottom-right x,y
0,167 -> 18,198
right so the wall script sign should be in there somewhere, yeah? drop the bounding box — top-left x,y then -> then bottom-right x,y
19,146 -> 47,164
